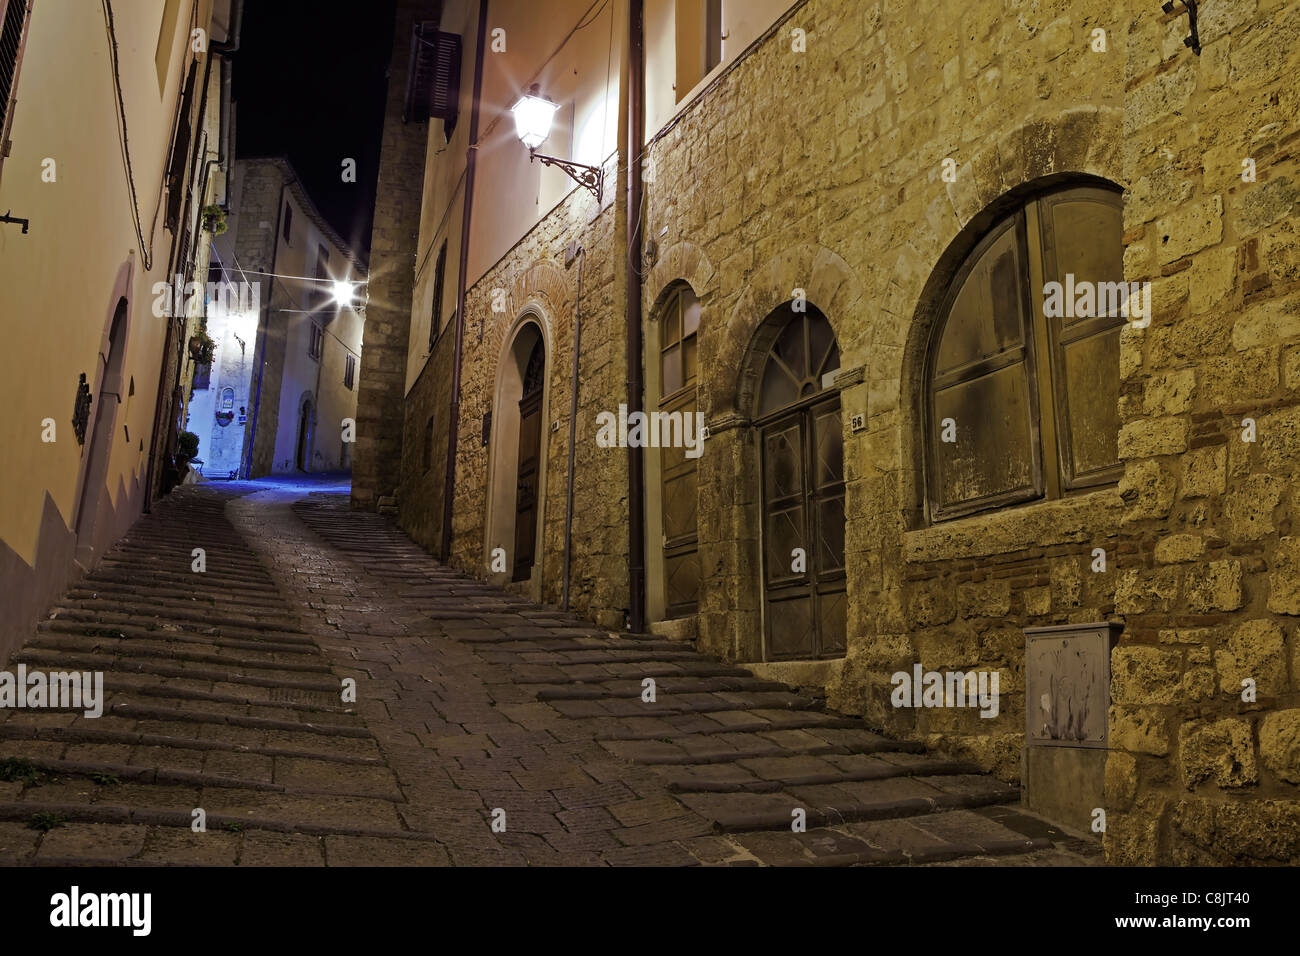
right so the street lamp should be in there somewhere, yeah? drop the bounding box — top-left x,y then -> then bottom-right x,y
510,83 -> 604,203
332,280 -> 355,307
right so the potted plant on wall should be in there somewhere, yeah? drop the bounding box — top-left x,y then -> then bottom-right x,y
188,323 -> 216,365
201,204 -> 228,235
176,430 -> 200,472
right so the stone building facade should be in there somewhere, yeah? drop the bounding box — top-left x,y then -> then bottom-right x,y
204,157 -> 367,479
363,0 -> 1300,864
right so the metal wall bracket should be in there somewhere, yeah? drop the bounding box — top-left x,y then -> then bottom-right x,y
1,210 -> 30,233
529,149 -> 603,204
1161,0 -> 1201,55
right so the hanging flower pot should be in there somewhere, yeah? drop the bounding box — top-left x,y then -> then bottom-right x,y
201,204 -> 228,235
189,329 -> 216,366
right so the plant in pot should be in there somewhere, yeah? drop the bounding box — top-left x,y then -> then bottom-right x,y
176,430 -> 200,474
201,204 -> 228,235
188,326 -> 216,366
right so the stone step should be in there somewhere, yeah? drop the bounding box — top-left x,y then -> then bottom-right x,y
88,564 -> 279,594
37,618 -> 322,654
0,722 -> 386,766
701,809 -> 1059,866
599,728 -> 924,766
46,599 -> 301,633
537,676 -> 795,700
595,711 -> 863,741
28,632 -> 329,669
653,752 -> 982,793
13,642 -> 338,686
66,582 -> 286,612
12,648 -> 339,687
99,697 -> 371,737
676,775 -> 1019,833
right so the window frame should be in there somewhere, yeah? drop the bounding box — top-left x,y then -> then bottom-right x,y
922,183 -> 1125,525
343,353 -> 356,390
429,241 -> 447,352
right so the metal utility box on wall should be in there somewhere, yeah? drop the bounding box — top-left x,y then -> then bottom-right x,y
1023,621 -> 1122,837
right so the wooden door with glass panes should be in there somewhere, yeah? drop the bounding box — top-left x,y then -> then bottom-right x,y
660,286 -> 701,617
757,307 -> 846,660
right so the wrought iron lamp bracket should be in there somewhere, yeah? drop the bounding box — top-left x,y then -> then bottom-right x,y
528,149 -> 603,204
1161,0 -> 1201,55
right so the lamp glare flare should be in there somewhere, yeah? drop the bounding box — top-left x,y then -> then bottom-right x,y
332,280 -> 356,306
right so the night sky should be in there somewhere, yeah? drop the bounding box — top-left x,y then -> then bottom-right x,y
232,0 -> 398,262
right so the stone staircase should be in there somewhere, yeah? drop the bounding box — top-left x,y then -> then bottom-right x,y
0,484 -> 1101,866
0,487 -> 443,865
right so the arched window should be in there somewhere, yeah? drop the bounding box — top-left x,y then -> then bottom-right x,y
925,184 -> 1125,522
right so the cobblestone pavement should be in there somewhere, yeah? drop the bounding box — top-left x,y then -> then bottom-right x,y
0,478 -> 1101,866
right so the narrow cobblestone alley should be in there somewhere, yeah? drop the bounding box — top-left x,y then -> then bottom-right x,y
0,479 -> 1100,867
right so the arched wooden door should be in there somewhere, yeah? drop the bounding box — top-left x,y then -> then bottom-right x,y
75,300 -> 128,551
755,306 -> 846,661
513,338 -> 545,582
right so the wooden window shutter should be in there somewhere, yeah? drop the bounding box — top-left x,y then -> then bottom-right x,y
405,23 -> 461,131
165,59 -> 198,232
0,0 -> 35,165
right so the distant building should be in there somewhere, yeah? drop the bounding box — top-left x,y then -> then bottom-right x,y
197,157 -> 366,478
0,0 -> 240,662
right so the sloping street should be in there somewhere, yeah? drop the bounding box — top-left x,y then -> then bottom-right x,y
0,478 -> 1097,867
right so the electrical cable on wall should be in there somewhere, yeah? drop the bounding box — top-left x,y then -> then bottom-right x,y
101,0 -> 157,270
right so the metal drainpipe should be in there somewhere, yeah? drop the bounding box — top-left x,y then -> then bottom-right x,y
625,0 -> 647,633
440,0 -> 491,563
561,246 -> 586,611
242,178 -> 292,479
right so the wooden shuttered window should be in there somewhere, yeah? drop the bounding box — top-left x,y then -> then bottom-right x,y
0,0 -> 34,176
404,24 -> 461,136
164,59 -> 198,232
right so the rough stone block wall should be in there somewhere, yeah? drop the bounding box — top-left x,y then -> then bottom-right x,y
352,0 -> 440,511
1104,0 -> 1300,865
403,173 -> 628,629
641,0 -> 1125,770
391,0 -> 1300,863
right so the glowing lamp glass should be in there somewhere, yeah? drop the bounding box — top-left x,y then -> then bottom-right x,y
511,93 -> 560,150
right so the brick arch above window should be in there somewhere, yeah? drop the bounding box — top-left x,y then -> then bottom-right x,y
644,240 -> 715,317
